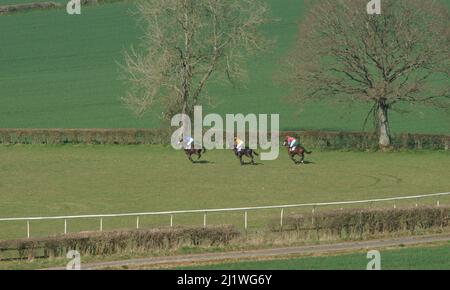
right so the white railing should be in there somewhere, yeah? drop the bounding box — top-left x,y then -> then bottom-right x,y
0,192 -> 448,239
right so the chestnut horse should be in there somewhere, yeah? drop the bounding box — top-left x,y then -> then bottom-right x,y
283,139 -> 312,164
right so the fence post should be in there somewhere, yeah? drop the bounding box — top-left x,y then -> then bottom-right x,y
27,220 -> 30,239
437,200 -> 440,207
280,208 -> 284,228
100,218 -> 103,232
312,206 -> 316,225
170,215 -> 173,227
244,211 -> 248,230
64,219 -> 67,235
136,216 -> 140,229
203,212 -> 207,228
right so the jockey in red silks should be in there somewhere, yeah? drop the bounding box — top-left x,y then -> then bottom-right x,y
286,136 -> 300,152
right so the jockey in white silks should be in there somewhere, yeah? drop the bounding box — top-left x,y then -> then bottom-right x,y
179,136 -> 194,149
234,137 -> 244,152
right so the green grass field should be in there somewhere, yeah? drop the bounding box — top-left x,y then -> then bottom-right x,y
0,1 -> 449,133
175,243 -> 450,270
0,145 -> 449,240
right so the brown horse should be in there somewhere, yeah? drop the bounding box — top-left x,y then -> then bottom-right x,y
283,139 -> 312,164
184,147 -> 206,163
233,145 -> 259,166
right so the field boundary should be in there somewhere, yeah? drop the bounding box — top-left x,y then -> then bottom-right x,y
0,192 -> 448,239
47,233 -> 450,270
0,0 -> 129,15
0,128 -> 448,150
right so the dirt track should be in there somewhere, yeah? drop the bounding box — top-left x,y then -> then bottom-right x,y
47,233 -> 450,270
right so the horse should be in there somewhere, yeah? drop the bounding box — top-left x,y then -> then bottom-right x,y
184,146 -> 206,163
283,139 -> 312,164
233,145 -> 259,166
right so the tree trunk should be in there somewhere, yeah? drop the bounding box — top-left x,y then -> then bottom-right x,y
376,99 -> 391,148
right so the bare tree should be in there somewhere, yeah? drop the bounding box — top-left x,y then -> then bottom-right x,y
122,0 -> 273,121
281,0 -> 449,147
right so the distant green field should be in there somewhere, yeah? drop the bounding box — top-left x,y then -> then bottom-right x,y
0,1 -> 449,132
176,243 -> 450,270
0,145 -> 449,240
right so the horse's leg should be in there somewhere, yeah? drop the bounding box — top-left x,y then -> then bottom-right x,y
250,152 -> 256,165
240,155 -> 244,166
300,153 -> 305,164
188,153 -> 194,163
290,153 -> 297,164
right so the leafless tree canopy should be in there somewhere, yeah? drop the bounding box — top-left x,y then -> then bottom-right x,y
122,0 -> 273,120
281,0 -> 449,146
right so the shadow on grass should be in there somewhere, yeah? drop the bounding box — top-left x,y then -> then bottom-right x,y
240,161 -> 264,166
191,160 -> 214,164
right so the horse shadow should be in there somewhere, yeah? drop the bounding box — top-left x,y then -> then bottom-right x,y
191,160 -> 213,164
294,160 -> 315,165
241,161 -> 264,166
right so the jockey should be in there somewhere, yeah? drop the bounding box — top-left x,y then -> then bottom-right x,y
179,136 -> 194,149
234,136 -> 244,152
286,136 -> 299,152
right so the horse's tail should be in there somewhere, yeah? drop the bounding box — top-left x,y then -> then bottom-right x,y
253,150 -> 259,156
305,150 -> 312,154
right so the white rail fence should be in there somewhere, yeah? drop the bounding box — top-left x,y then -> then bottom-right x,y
0,192 -> 449,239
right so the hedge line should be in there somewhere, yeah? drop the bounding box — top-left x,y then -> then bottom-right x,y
0,0 -> 130,15
272,206 -> 450,240
284,131 -> 450,150
0,128 -> 171,145
0,2 -> 61,14
0,128 -> 448,150
0,225 -> 240,261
